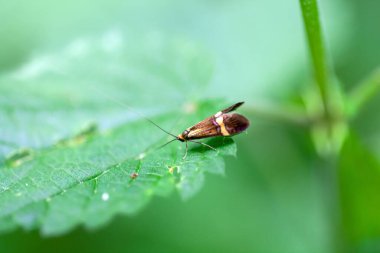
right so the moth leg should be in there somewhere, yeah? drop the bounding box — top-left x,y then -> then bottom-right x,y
189,140 -> 217,152
182,141 -> 188,160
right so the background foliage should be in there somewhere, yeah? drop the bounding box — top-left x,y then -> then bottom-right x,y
1,0 -> 380,252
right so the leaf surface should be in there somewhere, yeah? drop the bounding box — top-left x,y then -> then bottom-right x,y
0,33 -> 236,235
339,134 -> 380,244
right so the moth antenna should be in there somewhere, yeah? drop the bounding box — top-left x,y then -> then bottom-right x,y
188,140 -> 217,151
89,86 -> 178,138
143,118 -> 178,138
156,138 -> 178,150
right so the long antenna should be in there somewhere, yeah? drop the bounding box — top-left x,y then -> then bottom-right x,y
90,86 -> 178,139
156,138 -> 178,150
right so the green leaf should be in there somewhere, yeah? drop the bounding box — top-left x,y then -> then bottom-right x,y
0,33 -> 236,236
339,134 -> 380,244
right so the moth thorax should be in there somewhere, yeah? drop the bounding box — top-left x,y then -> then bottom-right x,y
181,129 -> 190,137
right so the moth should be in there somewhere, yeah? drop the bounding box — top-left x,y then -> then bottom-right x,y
156,102 -> 250,159
91,87 -> 250,159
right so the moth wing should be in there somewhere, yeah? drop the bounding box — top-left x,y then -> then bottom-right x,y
184,102 -> 248,140
186,117 -> 219,139
221,102 -> 244,114
223,113 -> 250,135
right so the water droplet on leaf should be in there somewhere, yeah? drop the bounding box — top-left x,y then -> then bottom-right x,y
101,192 -> 110,201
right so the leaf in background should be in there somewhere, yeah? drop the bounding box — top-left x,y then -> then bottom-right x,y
0,32 -> 236,235
339,134 -> 380,248
0,0 -> 351,102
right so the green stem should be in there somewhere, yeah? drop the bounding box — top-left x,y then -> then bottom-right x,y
347,68 -> 380,119
299,0 -> 332,121
300,1 -> 344,252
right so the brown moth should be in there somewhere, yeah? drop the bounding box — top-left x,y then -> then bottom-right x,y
158,102 -> 250,159
91,87 -> 249,159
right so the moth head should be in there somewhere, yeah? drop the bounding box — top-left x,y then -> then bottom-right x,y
178,129 -> 189,142
177,134 -> 185,142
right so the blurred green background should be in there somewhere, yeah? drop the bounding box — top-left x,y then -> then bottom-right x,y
1,0 -> 380,252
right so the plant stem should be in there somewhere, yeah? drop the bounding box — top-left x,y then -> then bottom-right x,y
300,1 -> 344,252
299,0 -> 331,121
347,68 -> 380,119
